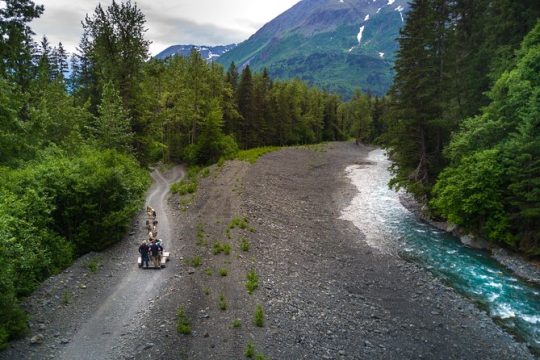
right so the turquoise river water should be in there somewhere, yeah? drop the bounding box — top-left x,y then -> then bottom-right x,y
340,149 -> 540,353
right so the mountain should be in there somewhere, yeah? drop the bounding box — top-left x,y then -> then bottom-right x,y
218,0 -> 409,98
155,44 -> 237,61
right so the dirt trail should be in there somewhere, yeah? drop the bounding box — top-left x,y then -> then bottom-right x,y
0,166 -> 183,360
57,166 -> 184,360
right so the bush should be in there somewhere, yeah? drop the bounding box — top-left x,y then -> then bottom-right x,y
0,146 -> 149,346
176,307 -> 191,334
235,146 -> 280,164
246,270 -> 259,294
171,179 -> 197,195
244,342 -> 255,358
254,305 -> 264,327
219,268 -> 228,277
240,237 -> 250,252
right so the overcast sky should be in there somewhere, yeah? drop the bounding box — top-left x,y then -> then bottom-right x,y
30,0 -> 301,56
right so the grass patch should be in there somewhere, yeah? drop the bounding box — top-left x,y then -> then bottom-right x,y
196,222 -> 206,246
231,319 -> 241,328
185,256 -> 202,268
240,237 -> 250,252
204,288 -> 210,296
229,216 -> 249,230
176,307 -> 191,334
171,179 -> 197,195
244,342 -> 255,358
245,270 -> 259,295
204,267 -> 213,276
213,241 -> 231,255
61,290 -> 71,305
254,305 -> 264,327
219,268 -> 228,277
218,294 -> 227,311
236,146 -> 280,164
255,354 -> 267,360
85,257 -> 101,273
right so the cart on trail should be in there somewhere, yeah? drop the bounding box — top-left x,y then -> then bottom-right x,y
138,240 -> 170,269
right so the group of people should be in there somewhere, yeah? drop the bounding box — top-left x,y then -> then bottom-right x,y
138,206 -> 164,268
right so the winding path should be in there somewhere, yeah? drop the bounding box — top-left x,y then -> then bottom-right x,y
58,166 -> 184,360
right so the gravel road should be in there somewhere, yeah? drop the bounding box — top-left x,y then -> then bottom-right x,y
0,143 -> 536,359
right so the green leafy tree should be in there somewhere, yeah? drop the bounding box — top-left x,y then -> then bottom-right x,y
432,21 -> 540,253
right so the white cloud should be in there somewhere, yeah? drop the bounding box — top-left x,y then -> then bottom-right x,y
31,0 -> 301,55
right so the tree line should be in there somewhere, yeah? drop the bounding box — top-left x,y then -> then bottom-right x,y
383,0 -> 540,254
0,0 -> 384,346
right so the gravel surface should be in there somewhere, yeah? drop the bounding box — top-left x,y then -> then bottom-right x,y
0,142 -> 536,359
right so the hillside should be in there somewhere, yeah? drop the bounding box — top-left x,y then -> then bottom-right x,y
218,0 -> 409,98
155,44 -> 237,61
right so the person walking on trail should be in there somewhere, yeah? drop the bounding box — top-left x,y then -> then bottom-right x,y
149,240 -> 163,268
139,241 -> 150,268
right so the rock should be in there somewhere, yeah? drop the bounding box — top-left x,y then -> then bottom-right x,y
38,323 -> 46,330
203,332 -> 209,338
80,284 -> 87,289
30,334 -> 45,344
60,338 -> 70,344
143,343 -> 154,350
187,267 -> 195,274
338,350 -> 346,356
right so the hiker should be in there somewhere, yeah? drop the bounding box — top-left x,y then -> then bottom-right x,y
146,220 -> 152,232
149,240 -> 163,268
152,209 -> 157,220
146,206 -> 155,219
139,241 -> 150,268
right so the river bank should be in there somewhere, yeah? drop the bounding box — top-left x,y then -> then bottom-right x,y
129,142 -> 534,359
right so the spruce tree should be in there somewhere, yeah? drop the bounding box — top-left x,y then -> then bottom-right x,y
95,81 -> 133,153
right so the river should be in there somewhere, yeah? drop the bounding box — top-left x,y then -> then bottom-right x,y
340,149 -> 540,353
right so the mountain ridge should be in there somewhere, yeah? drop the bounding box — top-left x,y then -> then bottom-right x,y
155,44 -> 237,61
218,0 -> 409,97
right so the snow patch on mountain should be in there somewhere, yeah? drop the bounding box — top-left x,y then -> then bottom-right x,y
376,7 -> 381,13
388,0 -> 395,5
395,5 -> 404,22
364,14 -> 370,21
357,25 -> 365,45
379,52 -> 385,58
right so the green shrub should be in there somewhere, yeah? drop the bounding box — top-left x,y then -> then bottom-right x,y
240,237 -> 250,252
176,307 -> 191,334
86,257 -> 101,273
171,179 -> 197,195
219,268 -> 228,277
219,294 -> 227,311
246,270 -> 259,295
232,319 -> 241,328
244,342 -> 255,358
186,256 -> 202,268
204,268 -> 213,276
254,305 -> 264,327
213,242 -> 224,255
62,290 -> 71,305
222,243 -> 232,255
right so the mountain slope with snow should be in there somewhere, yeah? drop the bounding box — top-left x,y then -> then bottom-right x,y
155,44 -> 237,62
218,0 -> 409,97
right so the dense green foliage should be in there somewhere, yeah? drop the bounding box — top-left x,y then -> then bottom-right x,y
0,0 -> 151,347
385,0 -> 540,253
431,22 -> 540,253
